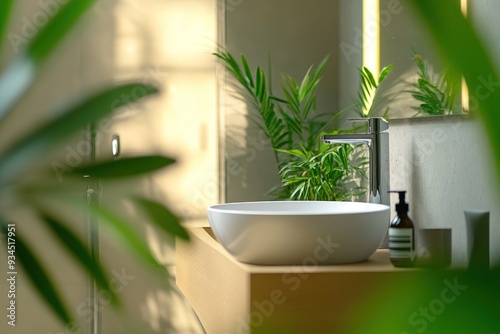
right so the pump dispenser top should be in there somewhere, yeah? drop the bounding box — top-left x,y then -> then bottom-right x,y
390,190 -> 409,214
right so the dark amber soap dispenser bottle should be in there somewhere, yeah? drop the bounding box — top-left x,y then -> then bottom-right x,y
388,191 -> 415,267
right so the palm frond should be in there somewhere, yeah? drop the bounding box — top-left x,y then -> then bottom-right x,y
216,50 -> 366,201
406,50 -> 460,116
1,218 -> 72,324
278,144 -> 362,201
39,212 -> 118,305
73,155 -> 175,179
215,51 -> 289,166
0,0 -> 14,55
0,0 -> 95,121
132,197 -> 190,241
354,65 -> 393,117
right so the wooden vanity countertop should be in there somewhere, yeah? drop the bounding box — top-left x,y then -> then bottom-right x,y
176,227 -> 420,334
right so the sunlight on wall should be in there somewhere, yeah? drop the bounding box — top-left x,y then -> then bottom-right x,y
99,1 -> 217,333
113,0 -> 218,220
158,71 -> 218,218
160,2 -> 216,67
114,0 -> 215,69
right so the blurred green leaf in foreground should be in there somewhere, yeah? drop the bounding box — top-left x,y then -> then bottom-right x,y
351,1 -> 500,332
0,0 -> 188,326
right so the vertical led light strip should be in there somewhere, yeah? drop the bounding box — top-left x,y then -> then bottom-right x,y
461,0 -> 467,15
362,0 -> 380,116
363,0 -> 380,77
461,0 -> 470,112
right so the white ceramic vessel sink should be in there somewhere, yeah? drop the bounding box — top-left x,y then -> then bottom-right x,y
207,201 -> 390,265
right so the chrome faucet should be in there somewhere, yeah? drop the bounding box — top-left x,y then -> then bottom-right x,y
322,117 -> 390,245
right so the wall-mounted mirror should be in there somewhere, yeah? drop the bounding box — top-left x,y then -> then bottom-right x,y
375,0 -> 467,119
217,0 -> 470,202
219,0 -> 468,122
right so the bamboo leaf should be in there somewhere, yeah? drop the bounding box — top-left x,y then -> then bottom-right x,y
255,67 -> 266,100
73,156 -> 175,179
310,54 -> 330,84
302,56 -> 328,101
407,49 -> 458,115
214,52 -> 243,79
281,87 -> 301,117
0,218 -> 72,324
215,52 -> 255,99
303,88 -> 319,120
39,211 -> 118,305
0,0 -> 95,120
269,95 -> 288,104
363,67 -> 377,87
360,70 -> 374,96
132,197 -> 190,241
273,131 -> 291,150
276,149 -> 307,159
298,67 -> 313,101
241,55 -> 254,88
0,83 -> 158,184
88,204 -> 159,266
27,0 -> 95,63
279,110 -> 302,137
0,0 -> 14,55
354,65 -> 392,117
282,75 -> 301,112
378,64 -> 394,82
283,73 -> 299,94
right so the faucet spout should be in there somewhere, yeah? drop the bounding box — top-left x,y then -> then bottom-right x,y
322,118 -> 390,214
322,133 -> 372,146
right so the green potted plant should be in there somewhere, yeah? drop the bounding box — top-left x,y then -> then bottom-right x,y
215,51 -> 368,200
215,51 -> 395,201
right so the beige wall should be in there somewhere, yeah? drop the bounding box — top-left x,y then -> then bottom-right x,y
338,0 -> 363,111
390,116 -> 500,267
